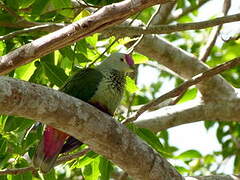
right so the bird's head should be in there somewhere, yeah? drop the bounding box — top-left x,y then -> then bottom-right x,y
101,53 -> 135,73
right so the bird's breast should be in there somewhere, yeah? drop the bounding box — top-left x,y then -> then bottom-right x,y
89,69 -> 125,115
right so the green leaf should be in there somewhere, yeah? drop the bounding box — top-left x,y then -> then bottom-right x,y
73,151 -> 99,168
175,166 -> 189,174
73,9 -> 91,22
177,150 -> 202,160
41,61 -> 68,87
125,76 -> 138,93
14,61 -> 36,81
20,0 -> 36,8
0,42 -> 6,56
133,53 -> 148,64
31,0 -> 50,16
5,0 -> 19,10
177,88 -> 197,104
0,136 -> 7,154
75,39 -> 88,55
59,46 -> 75,62
204,154 -> 215,164
86,34 -> 99,47
134,127 -> 167,156
83,156 -> 100,180
99,156 -> 113,180
4,116 -> 34,133
75,53 -> 91,63
204,121 -> 215,130
43,169 -> 56,180
234,155 -> 240,174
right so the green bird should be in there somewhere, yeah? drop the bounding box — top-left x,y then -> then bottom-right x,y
33,53 -> 134,173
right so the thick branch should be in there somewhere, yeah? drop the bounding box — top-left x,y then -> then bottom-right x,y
124,57 -> 240,123
105,13 -> 240,36
135,94 -> 240,132
0,76 -> 182,180
135,34 -> 236,101
0,0 -> 171,75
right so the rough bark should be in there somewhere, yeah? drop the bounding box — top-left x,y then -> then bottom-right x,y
0,0 -> 172,75
0,76 -> 183,180
135,34 -> 236,101
135,97 -> 240,132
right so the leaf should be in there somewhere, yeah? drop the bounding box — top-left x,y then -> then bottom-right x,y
75,53 -> 91,63
20,0 -> 36,8
14,61 -> 36,81
0,42 -> 6,56
59,46 -> 75,62
134,128 -> 166,155
133,53 -> 148,64
76,39 -> 88,55
204,154 -> 215,164
41,61 -> 68,87
73,151 -> 99,168
125,76 -> 138,93
175,166 -> 189,174
4,116 -> 34,133
177,88 -> 197,104
86,34 -> 99,47
234,155 -> 240,174
177,150 -> 202,160
83,156 -> 100,180
99,156 -> 113,180
0,136 -> 7,154
52,0 -> 73,17
73,9 -> 91,22
31,0 -> 50,16
204,121 -> 215,131
42,169 -> 56,180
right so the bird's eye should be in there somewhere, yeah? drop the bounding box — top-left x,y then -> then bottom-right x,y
120,58 -> 124,62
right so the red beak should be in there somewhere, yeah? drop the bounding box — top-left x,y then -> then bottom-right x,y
125,54 -> 134,66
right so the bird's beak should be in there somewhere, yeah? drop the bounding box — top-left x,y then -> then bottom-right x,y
125,54 -> 135,72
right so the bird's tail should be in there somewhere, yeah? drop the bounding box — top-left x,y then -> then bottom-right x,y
33,126 -> 68,173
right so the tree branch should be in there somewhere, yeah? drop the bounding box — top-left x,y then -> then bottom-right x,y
135,93 -> 240,131
0,24 -> 66,41
151,1 -> 176,25
123,57 -> 240,124
166,0 -> 210,23
199,0 -> 231,62
0,76 -> 183,180
0,148 -> 90,175
134,34 -> 236,101
0,0 -> 172,75
105,13 -> 240,36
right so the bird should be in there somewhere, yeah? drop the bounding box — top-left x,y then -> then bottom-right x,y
32,52 -> 134,173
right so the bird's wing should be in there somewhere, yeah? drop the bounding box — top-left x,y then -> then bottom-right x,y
60,68 -> 103,101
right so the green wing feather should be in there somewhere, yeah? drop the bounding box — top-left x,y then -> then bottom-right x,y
60,68 -> 103,101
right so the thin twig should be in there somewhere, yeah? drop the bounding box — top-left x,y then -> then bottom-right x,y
0,24 -> 66,41
0,3 -> 21,20
128,5 -> 162,54
199,0 -> 231,62
126,5 -> 162,117
166,0 -> 210,23
89,10 -> 143,67
0,148 -> 90,175
152,1 -> 176,25
122,57 -> 240,124
222,33 -> 240,42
